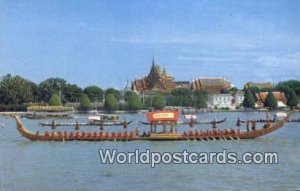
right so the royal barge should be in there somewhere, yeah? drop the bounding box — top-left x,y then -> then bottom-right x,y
11,110 -> 292,142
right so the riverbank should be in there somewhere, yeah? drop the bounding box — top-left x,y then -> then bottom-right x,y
1,109 -> 298,116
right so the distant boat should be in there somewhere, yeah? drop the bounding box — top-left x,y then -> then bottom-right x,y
39,120 -> 133,127
181,107 -> 197,115
21,112 -> 74,119
88,114 -> 133,127
88,110 -> 101,115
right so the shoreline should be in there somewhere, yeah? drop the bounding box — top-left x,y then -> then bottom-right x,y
0,109 -> 298,116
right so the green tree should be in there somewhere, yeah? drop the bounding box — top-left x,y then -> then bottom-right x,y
170,88 -> 193,106
247,87 -> 260,101
264,92 -> 278,109
152,93 -> 165,110
105,88 -> 121,101
0,74 -> 35,105
194,90 -> 208,99
143,97 -> 153,108
229,87 -> 238,94
83,86 -> 103,102
62,84 -> 82,103
104,94 -> 118,111
49,94 -> 62,106
127,92 -> 143,110
287,91 -> 298,108
195,95 -> 207,109
243,90 -> 255,108
275,84 -> 295,106
276,84 -> 293,95
277,80 -> 300,96
124,91 -> 133,102
39,78 -> 67,102
79,94 -> 92,111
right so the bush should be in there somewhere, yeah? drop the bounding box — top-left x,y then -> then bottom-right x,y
49,94 -> 62,106
243,90 -> 255,108
287,91 -> 298,108
0,104 -> 27,111
83,86 -> 103,102
127,92 -> 143,110
104,94 -> 118,111
152,93 -> 166,110
195,95 -> 207,109
79,94 -> 91,111
264,92 -> 277,109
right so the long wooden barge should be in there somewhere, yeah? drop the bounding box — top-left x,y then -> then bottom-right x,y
12,112 -> 292,141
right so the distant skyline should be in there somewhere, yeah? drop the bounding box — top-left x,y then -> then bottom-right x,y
0,0 -> 299,89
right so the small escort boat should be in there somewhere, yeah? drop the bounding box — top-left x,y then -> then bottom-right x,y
39,119 -> 133,127
88,114 -> 133,126
39,114 -> 133,128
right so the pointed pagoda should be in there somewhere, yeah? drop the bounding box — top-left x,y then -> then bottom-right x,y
131,58 -> 176,93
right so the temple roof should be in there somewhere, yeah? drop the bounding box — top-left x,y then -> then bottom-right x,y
132,58 -> 176,92
256,92 -> 287,103
191,77 -> 231,93
246,82 -> 273,89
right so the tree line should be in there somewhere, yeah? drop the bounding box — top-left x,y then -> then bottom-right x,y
0,74 -> 299,111
0,75 -> 104,111
0,74 -> 208,111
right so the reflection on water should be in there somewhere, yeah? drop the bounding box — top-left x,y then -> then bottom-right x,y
0,112 -> 300,191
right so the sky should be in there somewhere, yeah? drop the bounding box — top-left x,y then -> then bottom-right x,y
0,0 -> 299,89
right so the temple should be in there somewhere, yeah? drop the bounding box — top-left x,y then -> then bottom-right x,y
131,58 -> 176,93
191,77 -> 231,94
131,58 -> 232,95
256,91 -> 287,108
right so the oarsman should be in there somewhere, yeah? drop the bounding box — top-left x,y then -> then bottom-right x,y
135,128 -> 140,136
252,120 -> 256,131
273,114 -> 277,122
246,119 -> 250,132
236,117 -> 241,127
75,121 -> 80,131
264,120 -> 271,129
51,120 -> 56,130
212,119 -> 217,129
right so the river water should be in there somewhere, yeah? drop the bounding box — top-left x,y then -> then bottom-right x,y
0,111 -> 299,191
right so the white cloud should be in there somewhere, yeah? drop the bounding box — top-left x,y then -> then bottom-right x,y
255,52 -> 300,70
110,37 -> 194,44
177,55 -> 245,63
109,32 -> 300,52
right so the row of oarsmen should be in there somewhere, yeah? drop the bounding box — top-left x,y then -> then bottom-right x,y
183,128 -> 240,137
43,130 -> 141,139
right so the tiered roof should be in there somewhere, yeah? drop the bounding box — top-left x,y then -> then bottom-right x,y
246,82 -> 273,89
191,78 -> 231,93
256,91 -> 287,107
131,59 -> 176,92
